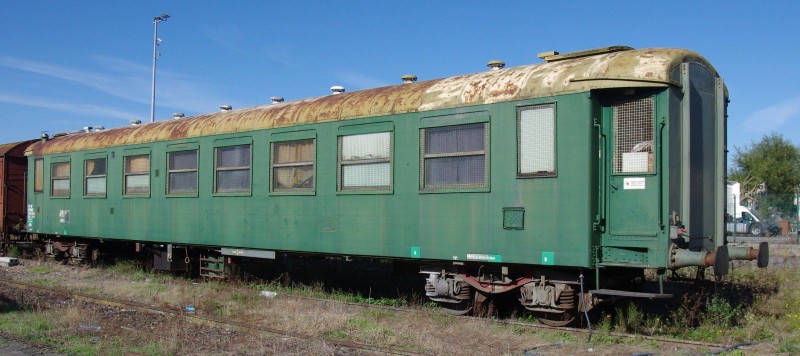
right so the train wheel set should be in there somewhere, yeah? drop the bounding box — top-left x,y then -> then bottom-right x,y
1,46 -> 770,326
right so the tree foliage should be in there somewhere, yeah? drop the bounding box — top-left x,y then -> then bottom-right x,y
729,133 -> 800,214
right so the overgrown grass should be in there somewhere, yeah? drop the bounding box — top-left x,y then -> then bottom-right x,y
594,266 -> 799,346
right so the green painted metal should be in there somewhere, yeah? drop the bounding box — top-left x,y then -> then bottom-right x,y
23,50 -> 728,274
27,92 -> 600,268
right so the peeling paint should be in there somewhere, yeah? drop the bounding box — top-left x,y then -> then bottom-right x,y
26,48 -> 717,156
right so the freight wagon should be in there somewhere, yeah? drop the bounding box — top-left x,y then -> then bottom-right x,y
0,140 -> 37,254
19,46 -> 768,325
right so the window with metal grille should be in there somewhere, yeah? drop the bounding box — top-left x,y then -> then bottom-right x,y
214,145 -> 251,193
168,150 -> 198,195
84,158 -> 106,196
421,123 -> 488,189
51,162 -> 70,197
518,104 -> 556,177
124,155 -> 150,195
34,159 -> 43,192
338,132 -> 392,191
613,97 -> 654,174
272,139 -> 314,191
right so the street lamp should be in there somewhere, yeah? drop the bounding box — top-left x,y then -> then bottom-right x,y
150,13 -> 170,123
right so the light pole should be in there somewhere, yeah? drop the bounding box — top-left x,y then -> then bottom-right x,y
150,13 -> 170,123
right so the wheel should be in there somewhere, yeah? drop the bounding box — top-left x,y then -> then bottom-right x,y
749,223 -> 764,237
437,300 -> 472,316
535,309 -> 578,327
533,286 -> 578,327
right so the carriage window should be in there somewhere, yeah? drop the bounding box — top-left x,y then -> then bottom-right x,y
84,158 -> 107,196
338,132 -> 392,191
421,123 -> 488,189
272,139 -> 315,191
168,150 -> 198,195
518,104 -> 556,177
124,155 -> 150,195
613,97 -> 654,174
51,162 -> 70,197
214,145 -> 251,193
34,159 -> 44,192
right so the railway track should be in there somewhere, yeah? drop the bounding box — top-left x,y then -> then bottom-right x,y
0,278 -> 432,356
297,295 -> 744,353
0,272 -> 762,355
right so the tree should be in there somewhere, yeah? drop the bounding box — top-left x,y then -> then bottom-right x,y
729,133 -> 800,216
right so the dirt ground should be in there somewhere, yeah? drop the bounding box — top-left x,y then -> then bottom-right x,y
0,255 -> 787,355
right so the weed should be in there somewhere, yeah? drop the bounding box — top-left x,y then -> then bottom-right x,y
323,328 -> 347,339
6,244 -> 20,257
704,295 -> 739,327
29,265 -> 53,274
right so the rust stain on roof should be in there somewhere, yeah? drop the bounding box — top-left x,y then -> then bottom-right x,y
27,48 -> 718,156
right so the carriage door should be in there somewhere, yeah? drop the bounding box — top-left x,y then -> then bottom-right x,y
605,96 -> 660,237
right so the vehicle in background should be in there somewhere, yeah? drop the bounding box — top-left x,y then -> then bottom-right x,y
726,182 -> 765,236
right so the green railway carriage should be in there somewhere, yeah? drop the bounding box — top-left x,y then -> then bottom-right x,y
23,46 -> 767,324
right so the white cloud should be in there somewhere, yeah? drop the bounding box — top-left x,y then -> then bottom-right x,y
334,69 -> 391,91
0,55 -> 231,116
0,56 -> 149,104
743,94 -> 800,132
0,92 -> 140,121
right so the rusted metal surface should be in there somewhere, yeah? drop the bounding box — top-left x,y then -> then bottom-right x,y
1,140 -> 35,234
26,48 -> 717,156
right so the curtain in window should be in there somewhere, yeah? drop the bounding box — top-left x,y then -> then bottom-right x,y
34,159 -> 43,192
273,140 -> 314,190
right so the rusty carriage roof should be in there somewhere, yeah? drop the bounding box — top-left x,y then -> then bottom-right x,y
26,47 -> 718,156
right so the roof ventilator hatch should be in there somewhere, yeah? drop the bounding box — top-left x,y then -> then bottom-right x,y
538,45 -> 634,63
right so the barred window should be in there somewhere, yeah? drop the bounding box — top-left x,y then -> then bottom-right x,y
421,123 -> 488,189
338,132 -> 392,190
124,155 -> 150,195
34,159 -> 44,192
272,139 -> 314,191
613,97 -> 654,174
518,104 -> 556,177
51,162 -> 70,197
84,158 -> 107,196
215,145 -> 251,193
168,150 -> 198,195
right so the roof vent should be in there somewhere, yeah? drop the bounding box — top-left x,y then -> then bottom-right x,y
330,86 -> 345,95
220,105 -> 233,112
270,96 -> 284,104
487,60 -> 505,70
94,126 -> 105,131
538,46 -> 633,62
401,74 -> 418,83
537,51 -> 560,60
172,112 -> 185,119
41,132 -> 49,142
82,126 -> 93,133
131,120 -> 142,126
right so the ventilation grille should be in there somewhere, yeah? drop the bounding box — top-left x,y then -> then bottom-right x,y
613,97 -> 654,174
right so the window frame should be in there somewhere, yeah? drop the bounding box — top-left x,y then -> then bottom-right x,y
611,96 -> 656,176
337,131 -> 393,193
270,138 -> 316,195
166,149 -> 199,197
50,160 -> 71,198
123,153 -> 151,197
33,158 -> 44,193
517,103 -> 557,178
213,144 -> 252,195
83,156 -> 107,198
419,119 -> 490,193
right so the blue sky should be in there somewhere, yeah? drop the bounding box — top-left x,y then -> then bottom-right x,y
1,1 -> 798,157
